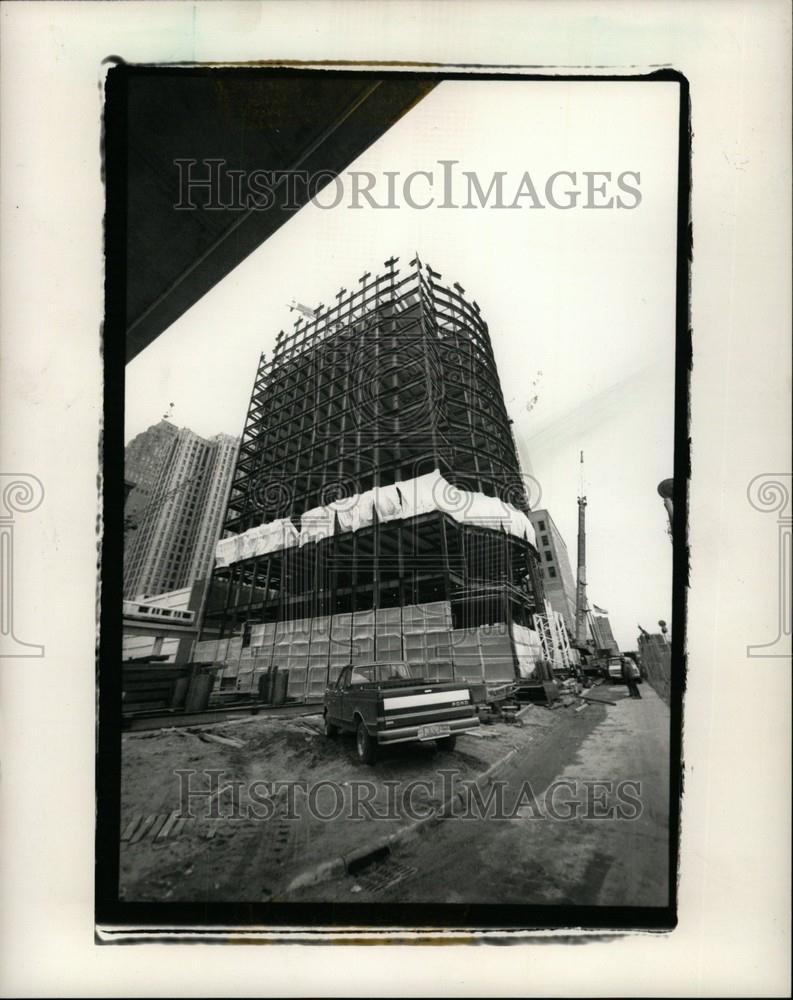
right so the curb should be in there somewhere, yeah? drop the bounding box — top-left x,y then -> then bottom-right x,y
284,744 -> 520,894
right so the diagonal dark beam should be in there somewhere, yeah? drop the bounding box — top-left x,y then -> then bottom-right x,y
121,70 -> 438,362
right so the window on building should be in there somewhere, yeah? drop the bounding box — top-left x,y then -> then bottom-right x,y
548,566 -> 557,578
541,534 -> 549,547
538,520 -> 546,531
545,551 -> 553,561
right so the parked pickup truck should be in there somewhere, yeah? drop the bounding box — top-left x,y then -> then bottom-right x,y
323,661 -> 480,764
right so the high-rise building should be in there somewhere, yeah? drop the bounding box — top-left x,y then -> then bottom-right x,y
199,257 -> 545,701
124,426 -> 239,598
591,613 -> 619,652
124,419 -> 179,529
187,433 -> 239,587
527,508 -> 577,634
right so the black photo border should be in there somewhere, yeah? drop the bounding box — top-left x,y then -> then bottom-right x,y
97,64 -> 690,939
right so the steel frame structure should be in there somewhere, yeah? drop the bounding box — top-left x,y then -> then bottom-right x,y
203,256 -> 544,647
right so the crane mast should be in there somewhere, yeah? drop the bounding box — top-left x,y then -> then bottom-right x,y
575,451 -> 588,645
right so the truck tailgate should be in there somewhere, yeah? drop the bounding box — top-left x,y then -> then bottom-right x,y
379,684 -> 478,742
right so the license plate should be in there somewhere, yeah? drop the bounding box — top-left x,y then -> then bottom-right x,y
417,724 -> 451,741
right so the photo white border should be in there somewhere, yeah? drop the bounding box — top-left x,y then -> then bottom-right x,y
1,1 -> 790,996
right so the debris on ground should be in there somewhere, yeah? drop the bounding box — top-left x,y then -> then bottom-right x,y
196,732 -> 246,749
579,693 -> 618,706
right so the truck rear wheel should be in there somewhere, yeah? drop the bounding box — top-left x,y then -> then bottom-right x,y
436,735 -> 457,753
355,720 -> 378,764
323,711 -> 338,738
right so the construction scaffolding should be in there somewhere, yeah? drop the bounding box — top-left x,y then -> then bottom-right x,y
200,256 -> 546,700
534,599 -> 576,672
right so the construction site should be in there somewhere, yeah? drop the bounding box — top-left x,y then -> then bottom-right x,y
103,66 -> 680,924
119,257 -> 673,907
192,256 -> 553,705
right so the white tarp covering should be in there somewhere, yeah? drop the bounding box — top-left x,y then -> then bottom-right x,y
329,482 -> 402,532
330,493 -> 368,533
299,505 -> 335,547
214,518 -> 299,567
446,490 -> 536,545
398,469 -> 446,519
372,481 -> 404,523
214,469 -> 536,566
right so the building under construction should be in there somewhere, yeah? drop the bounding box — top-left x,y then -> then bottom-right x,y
197,256 -> 546,702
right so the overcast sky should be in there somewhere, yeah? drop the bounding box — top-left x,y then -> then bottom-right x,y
126,79 -> 679,649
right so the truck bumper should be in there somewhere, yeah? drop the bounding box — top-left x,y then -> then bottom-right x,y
377,716 -> 480,745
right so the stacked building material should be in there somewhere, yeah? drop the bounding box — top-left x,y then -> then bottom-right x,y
250,621 -> 275,695
512,623 -> 543,678
450,627 -> 484,682
375,607 -> 403,662
478,624 -> 516,682
195,600 -> 549,699
329,613 -> 352,686
279,619 -> 310,700
306,617 -> 331,702
237,636 -> 254,693
351,609 -> 376,664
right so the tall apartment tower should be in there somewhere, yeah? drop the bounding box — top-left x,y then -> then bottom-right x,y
124,426 -> 239,598
200,257 -> 545,701
527,508 -> 577,634
124,419 -> 179,529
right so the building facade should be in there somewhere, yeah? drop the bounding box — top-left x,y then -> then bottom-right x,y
527,508 -> 577,634
124,419 -> 179,530
187,433 -> 239,587
199,257 -> 545,700
591,613 -> 619,653
122,585 -> 194,661
124,426 -> 239,599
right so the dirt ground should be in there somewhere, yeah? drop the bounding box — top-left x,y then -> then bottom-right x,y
119,701 -> 585,902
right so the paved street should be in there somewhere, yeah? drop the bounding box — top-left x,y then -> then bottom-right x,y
295,683 -> 671,907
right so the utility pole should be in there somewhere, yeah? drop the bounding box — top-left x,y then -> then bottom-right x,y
575,451 -> 588,645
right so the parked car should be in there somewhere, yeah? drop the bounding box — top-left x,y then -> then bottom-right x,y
323,661 -> 480,763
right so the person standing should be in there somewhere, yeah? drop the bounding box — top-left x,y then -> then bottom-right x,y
622,656 -> 642,699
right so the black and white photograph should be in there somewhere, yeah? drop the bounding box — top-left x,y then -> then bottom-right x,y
0,1 -> 789,995
101,67 -> 685,927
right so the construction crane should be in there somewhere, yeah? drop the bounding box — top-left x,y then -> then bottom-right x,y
575,450 -> 588,645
